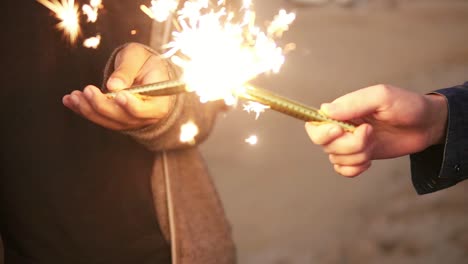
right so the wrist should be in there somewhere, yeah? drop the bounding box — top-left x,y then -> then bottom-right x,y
425,93 -> 448,146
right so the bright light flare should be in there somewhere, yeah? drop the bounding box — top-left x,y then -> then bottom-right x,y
243,101 -> 270,119
83,34 -> 101,49
163,2 -> 295,104
141,0 -> 179,22
180,121 -> 199,144
245,135 -> 258,145
37,0 -> 81,43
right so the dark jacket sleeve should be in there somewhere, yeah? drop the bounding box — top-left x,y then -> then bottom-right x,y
102,43 -> 227,152
410,82 -> 468,194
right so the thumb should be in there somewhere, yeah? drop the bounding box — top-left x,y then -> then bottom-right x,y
321,85 -> 388,121
107,43 -> 152,91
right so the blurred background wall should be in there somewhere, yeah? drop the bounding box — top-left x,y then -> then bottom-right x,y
201,0 -> 468,263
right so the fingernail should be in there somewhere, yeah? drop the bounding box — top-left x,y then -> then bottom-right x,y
115,92 -> 127,106
108,77 -> 126,90
62,98 -> 72,109
84,87 -> 93,99
70,94 -> 80,107
321,103 -> 334,116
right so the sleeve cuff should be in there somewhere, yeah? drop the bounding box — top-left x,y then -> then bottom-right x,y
410,83 -> 468,194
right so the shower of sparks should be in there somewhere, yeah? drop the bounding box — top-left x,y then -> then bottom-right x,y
37,0 -> 81,43
161,1 -> 295,104
180,121 -> 199,144
243,101 -> 270,119
82,0 -> 102,23
245,135 -> 258,145
83,34 -> 101,49
141,0 -> 179,22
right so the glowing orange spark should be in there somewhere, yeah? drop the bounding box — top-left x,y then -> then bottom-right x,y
37,0 -> 81,43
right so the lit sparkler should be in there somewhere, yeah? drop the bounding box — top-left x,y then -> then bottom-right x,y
107,0 -> 356,132
37,0 -> 81,43
162,2 -> 295,104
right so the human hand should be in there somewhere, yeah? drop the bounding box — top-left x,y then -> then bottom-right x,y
305,84 -> 448,177
63,43 -> 173,130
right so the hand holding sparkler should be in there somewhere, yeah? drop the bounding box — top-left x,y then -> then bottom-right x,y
305,85 -> 448,177
63,43 -> 174,131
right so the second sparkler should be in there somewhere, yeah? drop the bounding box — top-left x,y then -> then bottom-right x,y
107,80 -> 356,132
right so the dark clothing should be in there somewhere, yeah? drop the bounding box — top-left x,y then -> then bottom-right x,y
1,2 -> 170,263
410,82 -> 468,194
1,2 -> 235,264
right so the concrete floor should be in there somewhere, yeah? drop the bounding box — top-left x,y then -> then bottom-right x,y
201,1 -> 468,263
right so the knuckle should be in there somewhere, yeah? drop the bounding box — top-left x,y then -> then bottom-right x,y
126,42 -> 143,50
375,84 -> 392,100
92,102 -> 106,114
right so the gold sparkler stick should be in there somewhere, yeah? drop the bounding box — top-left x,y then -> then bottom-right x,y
106,80 -> 356,132
238,86 -> 356,132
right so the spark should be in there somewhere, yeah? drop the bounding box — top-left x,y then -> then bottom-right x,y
37,0 -> 81,43
162,1 -> 295,104
245,135 -> 258,145
180,121 -> 199,144
83,34 -> 101,49
82,0 -> 102,23
267,9 -> 296,38
242,0 -> 252,9
131,29 -> 138,35
243,101 -> 270,119
141,0 -> 179,22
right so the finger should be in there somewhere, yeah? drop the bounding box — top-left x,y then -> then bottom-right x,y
82,86 -> 137,125
329,151 -> 371,167
62,94 -> 81,115
321,84 -> 392,121
107,43 -> 152,91
71,91 -> 125,130
115,91 -> 172,120
323,123 -> 373,155
334,162 -> 372,178
305,122 -> 344,146
84,86 -> 161,129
